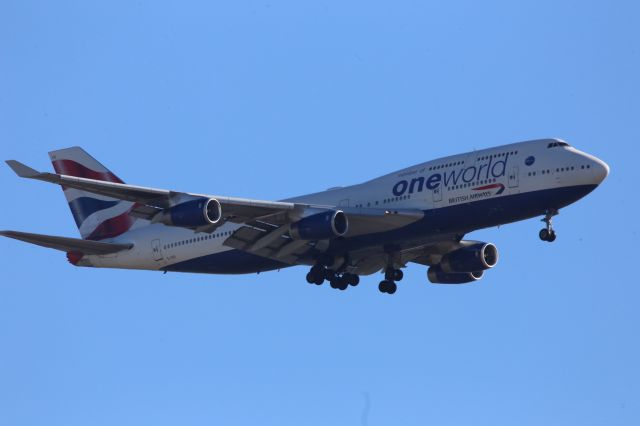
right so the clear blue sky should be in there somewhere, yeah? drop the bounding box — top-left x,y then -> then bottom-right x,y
1,1 -> 639,425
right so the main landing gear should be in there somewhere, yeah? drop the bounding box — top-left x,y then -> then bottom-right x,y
305,264 -> 360,291
378,267 -> 403,294
539,209 -> 558,242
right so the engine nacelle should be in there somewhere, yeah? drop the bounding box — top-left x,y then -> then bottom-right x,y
440,243 -> 498,273
157,197 -> 222,228
289,210 -> 348,240
427,265 -> 484,284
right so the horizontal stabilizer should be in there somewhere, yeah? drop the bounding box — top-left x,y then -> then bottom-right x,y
6,160 -> 40,178
0,230 -> 133,255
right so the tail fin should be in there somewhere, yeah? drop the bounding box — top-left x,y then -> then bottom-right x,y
49,147 -> 140,241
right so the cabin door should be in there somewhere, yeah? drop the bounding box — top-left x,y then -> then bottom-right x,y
432,186 -> 442,203
151,239 -> 164,262
508,166 -> 519,188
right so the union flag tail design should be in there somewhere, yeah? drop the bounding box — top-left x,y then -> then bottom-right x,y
48,147 -> 140,241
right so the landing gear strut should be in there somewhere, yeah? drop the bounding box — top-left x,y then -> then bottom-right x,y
539,209 -> 558,242
379,267 -> 403,294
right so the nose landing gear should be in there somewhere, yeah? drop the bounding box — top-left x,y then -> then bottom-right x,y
539,209 -> 558,242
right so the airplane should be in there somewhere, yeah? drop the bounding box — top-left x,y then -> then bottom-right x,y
1,138 -> 609,294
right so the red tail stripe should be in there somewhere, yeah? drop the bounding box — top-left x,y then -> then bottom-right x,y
52,159 -> 124,183
66,252 -> 84,265
86,209 -> 136,241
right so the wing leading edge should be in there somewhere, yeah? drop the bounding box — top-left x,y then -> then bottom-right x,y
5,160 -> 298,224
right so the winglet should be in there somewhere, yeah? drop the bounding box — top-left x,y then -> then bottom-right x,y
5,160 -> 41,178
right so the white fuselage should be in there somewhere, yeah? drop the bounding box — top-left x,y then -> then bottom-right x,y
81,139 -> 609,273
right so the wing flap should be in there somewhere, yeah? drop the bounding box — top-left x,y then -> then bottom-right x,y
0,230 -> 133,255
221,208 -> 425,265
223,223 -> 313,265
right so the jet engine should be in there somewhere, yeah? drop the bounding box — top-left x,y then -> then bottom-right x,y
440,243 -> 498,273
289,210 -> 348,240
156,197 -> 222,228
427,265 -> 484,284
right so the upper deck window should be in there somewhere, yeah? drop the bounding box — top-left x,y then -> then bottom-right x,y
547,141 -> 571,148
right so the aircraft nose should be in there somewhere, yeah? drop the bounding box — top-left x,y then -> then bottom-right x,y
592,157 -> 610,184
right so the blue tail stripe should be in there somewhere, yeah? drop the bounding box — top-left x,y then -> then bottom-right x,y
68,197 -> 120,227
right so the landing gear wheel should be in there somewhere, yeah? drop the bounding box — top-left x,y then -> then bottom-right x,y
540,209 -> 559,242
385,268 -> 404,282
539,228 -> 557,242
330,276 -> 349,290
337,278 -> 349,291
308,265 -> 325,285
378,280 -> 397,294
539,228 -> 550,241
346,274 -> 360,286
306,272 -> 315,284
387,281 -> 397,294
324,269 -> 336,281
384,268 -> 394,281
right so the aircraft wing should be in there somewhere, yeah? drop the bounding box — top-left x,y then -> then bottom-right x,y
0,230 -> 133,255
6,160 -> 298,223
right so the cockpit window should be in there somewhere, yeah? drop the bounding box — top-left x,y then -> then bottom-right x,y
547,141 -> 570,148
